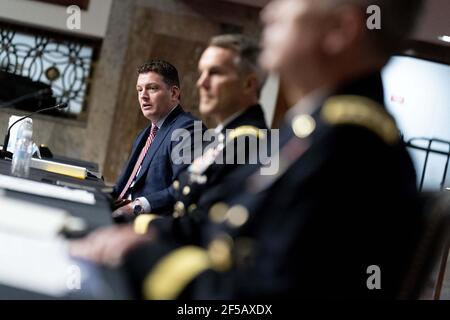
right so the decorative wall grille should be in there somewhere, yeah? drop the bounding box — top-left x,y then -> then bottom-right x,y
0,22 -> 100,118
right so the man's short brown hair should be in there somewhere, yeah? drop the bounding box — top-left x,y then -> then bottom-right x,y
137,60 -> 180,88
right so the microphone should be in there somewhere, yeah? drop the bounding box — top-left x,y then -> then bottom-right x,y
0,102 -> 68,160
0,88 -> 52,109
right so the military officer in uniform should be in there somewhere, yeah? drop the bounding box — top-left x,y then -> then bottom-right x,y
122,0 -> 425,299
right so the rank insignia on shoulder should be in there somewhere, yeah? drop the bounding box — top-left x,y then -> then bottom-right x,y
321,95 -> 399,145
143,240 -> 233,300
227,125 -> 266,140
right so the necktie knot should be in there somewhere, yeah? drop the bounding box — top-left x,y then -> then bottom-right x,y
151,124 -> 158,135
145,124 -> 158,145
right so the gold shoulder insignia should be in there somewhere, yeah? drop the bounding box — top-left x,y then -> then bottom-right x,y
133,214 -> 160,235
227,125 -> 266,140
143,246 -> 210,300
143,238 -> 233,299
321,95 -> 399,144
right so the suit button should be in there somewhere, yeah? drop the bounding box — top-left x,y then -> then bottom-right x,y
182,186 -> 191,196
292,114 -> 316,138
188,203 -> 197,213
173,201 -> 185,218
173,180 -> 180,190
209,202 -> 229,223
225,205 -> 249,228
208,234 -> 233,272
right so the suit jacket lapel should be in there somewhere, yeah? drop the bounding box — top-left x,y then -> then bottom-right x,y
134,105 -> 183,183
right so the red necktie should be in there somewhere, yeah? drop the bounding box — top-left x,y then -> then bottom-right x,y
119,124 -> 158,199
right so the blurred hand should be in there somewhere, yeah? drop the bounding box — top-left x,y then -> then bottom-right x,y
69,224 -> 153,267
113,198 -> 132,210
112,203 -> 135,222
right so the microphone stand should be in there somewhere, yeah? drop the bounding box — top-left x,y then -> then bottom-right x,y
0,102 -> 68,160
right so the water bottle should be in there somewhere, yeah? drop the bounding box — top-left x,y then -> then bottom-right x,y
11,119 -> 34,178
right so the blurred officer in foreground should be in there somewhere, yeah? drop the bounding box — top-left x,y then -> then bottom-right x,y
70,34 -> 269,265
121,0 -> 425,299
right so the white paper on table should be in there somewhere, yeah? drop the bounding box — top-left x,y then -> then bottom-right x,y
0,231 -> 73,297
0,174 -> 96,205
0,196 -> 86,239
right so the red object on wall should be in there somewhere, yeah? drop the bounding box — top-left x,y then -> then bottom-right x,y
28,0 -> 89,10
390,95 -> 405,104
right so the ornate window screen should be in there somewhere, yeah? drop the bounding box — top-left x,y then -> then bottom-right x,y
0,21 -> 100,118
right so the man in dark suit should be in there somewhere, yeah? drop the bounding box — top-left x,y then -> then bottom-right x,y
121,0 -> 425,299
112,60 -> 201,218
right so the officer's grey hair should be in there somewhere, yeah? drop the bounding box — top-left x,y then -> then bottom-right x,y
209,34 -> 267,96
323,0 -> 424,58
